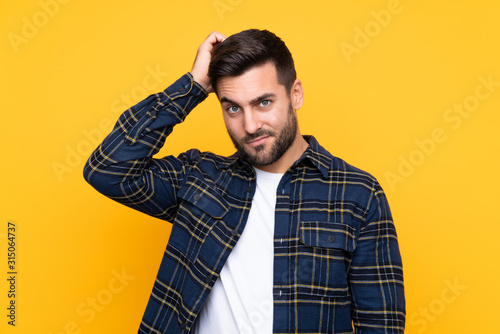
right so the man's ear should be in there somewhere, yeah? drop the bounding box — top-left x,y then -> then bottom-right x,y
290,79 -> 304,110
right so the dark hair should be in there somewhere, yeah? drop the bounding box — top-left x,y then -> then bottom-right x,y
209,29 -> 296,94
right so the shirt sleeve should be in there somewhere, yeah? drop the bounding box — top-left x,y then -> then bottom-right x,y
350,182 -> 406,333
83,72 -> 208,221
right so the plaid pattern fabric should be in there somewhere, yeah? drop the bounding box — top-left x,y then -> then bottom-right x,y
84,73 -> 405,333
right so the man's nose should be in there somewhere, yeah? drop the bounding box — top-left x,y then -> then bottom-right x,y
243,109 -> 262,134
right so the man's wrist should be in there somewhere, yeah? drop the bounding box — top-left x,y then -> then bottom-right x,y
190,71 -> 212,93
188,72 -> 209,96
188,72 -> 208,94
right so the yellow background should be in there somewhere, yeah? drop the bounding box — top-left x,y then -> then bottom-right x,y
1,0 -> 499,333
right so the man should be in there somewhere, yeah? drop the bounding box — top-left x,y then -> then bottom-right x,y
84,29 -> 405,333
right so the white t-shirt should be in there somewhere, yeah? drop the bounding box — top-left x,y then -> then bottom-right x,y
194,168 -> 283,334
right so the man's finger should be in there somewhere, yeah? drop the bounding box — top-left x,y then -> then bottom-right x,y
206,31 -> 227,48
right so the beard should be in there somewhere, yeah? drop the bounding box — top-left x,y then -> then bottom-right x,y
228,103 -> 298,167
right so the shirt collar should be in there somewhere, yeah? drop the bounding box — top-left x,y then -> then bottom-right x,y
297,135 -> 333,179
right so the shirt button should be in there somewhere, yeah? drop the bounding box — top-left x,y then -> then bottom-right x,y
205,275 -> 213,283
246,186 -> 252,193
328,235 -> 335,243
193,193 -> 201,201
231,229 -> 238,237
179,86 -> 186,93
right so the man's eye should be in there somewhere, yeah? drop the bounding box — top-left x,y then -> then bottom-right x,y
228,106 -> 240,113
260,100 -> 271,107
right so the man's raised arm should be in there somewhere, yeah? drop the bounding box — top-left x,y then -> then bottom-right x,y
191,31 -> 226,93
83,31 -> 226,221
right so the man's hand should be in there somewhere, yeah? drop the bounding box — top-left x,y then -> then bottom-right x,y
191,31 -> 227,94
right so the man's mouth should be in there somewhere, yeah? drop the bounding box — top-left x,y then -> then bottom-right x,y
247,136 -> 269,147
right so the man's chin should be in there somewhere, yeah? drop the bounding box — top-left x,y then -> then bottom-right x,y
234,138 -> 279,166
241,150 -> 276,167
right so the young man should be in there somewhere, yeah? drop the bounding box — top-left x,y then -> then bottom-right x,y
84,29 -> 405,334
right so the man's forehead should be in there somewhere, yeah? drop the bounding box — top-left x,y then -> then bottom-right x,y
216,63 -> 285,103
219,92 -> 277,105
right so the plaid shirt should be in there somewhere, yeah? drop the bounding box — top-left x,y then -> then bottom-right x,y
84,73 -> 405,334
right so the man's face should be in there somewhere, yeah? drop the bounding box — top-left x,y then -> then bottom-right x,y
217,62 -> 303,171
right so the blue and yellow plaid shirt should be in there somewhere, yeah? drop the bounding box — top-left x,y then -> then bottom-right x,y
84,73 -> 405,333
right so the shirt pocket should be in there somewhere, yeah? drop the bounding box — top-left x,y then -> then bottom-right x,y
297,221 -> 356,298
170,175 -> 229,261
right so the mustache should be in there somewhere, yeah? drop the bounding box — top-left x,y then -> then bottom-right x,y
244,129 -> 275,143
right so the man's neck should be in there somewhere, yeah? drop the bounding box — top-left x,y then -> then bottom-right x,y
254,134 -> 308,174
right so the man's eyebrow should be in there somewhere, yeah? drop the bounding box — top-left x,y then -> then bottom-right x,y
219,93 -> 276,105
219,96 -> 236,104
250,93 -> 276,104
